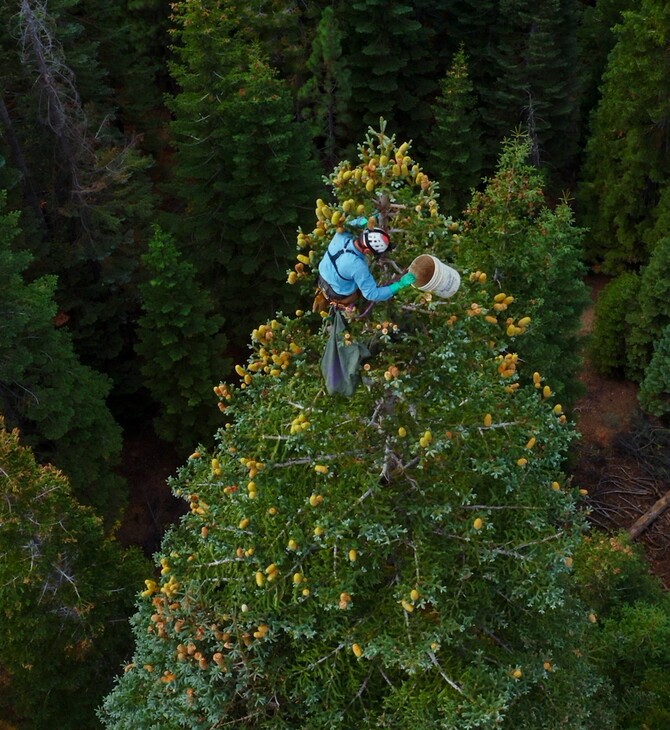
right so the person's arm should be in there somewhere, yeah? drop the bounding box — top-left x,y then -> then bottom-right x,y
349,257 -> 396,301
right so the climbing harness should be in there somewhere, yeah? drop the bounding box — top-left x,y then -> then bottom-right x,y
311,237 -> 362,314
327,239 -> 358,286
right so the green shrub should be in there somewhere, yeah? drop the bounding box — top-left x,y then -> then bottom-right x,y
639,324 -> 670,418
574,531 -> 670,728
0,418 -> 148,729
589,272 -> 640,376
574,531 -> 664,614
626,235 -> 670,381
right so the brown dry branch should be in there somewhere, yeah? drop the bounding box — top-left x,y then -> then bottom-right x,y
628,489 -> 670,541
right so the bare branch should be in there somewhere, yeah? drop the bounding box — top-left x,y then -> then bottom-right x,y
428,650 -> 464,694
307,642 -> 345,671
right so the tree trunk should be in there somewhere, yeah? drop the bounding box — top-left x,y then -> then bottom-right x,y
19,0 -> 84,196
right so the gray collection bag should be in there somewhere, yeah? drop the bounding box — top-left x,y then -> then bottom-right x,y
320,310 -> 371,396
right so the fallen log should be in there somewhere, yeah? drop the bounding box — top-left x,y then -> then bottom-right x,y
628,489 -> 670,541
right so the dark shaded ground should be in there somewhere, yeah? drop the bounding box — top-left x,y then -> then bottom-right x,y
572,275 -> 670,588
115,422 -> 187,556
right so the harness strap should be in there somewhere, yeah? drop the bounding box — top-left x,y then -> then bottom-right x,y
327,239 -> 357,282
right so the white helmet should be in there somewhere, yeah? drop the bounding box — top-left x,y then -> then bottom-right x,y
362,227 -> 391,254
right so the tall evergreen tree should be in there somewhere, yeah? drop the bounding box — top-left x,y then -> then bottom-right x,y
167,2 -> 320,344
638,325 -> 670,419
101,126 -> 611,729
298,6 -> 353,168
576,0 -> 637,149
519,0 -> 582,175
90,0 -> 173,141
334,0 -> 437,152
624,235 -> 670,381
0,417 -> 148,729
227,0 -> 315,94
0,192 -> 126,518
135,226 -> 229,452
460,135 -> 589,404
445,0 -> 582,183
1,0 -> 156,386
427,47 -> 483,216
578,0 -> 670,272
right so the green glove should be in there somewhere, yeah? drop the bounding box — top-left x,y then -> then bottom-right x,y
389,272 -> 416,294
349,213 -> 379,228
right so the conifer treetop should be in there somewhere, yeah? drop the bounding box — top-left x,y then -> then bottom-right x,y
101,124 -> 603,730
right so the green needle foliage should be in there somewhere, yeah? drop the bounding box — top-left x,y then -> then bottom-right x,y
443,0 -> 582,184
576,0 -> 637,138
5,0 -> 156,377
101,125 -> 609,728
427,46 -> 484,216
0,192 -> 126,519
574,532 -> 670,728
335,0 -> 437,148
579,0 -> 670,272
459,135 -> 589,405
0,417 -> 148,729
624,235 -> 670,382
638,325 -> 670,418
166,2 -> 320,345
589,271 -> 640,377
298,5 -> 353,168
135,226 -> 230,452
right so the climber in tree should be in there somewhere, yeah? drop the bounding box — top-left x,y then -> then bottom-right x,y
315,218 -> 415,311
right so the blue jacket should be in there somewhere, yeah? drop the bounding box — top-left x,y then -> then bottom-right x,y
318,230 -> 395,302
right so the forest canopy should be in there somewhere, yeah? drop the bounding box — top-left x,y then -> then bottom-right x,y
2,1 -> 670,728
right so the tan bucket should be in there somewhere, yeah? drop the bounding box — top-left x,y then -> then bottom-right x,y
409,255 -> 460,298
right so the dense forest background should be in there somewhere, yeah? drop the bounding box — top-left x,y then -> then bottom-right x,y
2,1 -> 670,728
